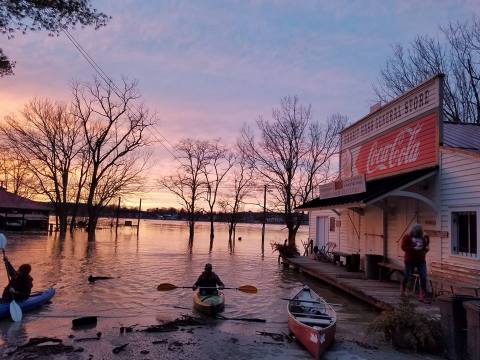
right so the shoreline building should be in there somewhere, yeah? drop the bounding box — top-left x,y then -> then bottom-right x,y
0,187 -> 51,231
298,74 -> 479,294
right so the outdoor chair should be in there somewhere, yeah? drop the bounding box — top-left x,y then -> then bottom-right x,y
316,242 -> 336,262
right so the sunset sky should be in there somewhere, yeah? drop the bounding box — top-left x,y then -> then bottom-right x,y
1,0 -> 478,209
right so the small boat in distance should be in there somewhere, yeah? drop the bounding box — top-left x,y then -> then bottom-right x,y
287,286 -> 336,359
193,290 -> 225,315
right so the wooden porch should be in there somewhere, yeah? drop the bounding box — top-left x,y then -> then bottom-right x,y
284,256 -> 440,317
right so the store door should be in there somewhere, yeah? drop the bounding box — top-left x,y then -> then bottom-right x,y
315,216 -> 328,248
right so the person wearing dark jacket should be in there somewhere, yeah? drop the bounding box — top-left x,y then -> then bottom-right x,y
192,263 -> 224,295
401,224 -> 429,302
2,256 -> 33,301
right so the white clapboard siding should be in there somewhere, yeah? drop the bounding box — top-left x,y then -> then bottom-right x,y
338,209 -> 361,254
440,149 -> 480,269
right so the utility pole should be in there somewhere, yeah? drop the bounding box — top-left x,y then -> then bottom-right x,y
261,184 -> 267,256
137,198 -> 142,235
115,197 -> 121,231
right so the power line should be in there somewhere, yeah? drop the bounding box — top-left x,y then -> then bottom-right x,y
61,28 -> 183,164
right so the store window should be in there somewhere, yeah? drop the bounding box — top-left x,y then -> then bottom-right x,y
451,211 -> 478,257
329,217 -> 336,232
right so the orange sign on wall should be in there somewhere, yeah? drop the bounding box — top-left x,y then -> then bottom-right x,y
354,113 -> 438,180
339,75 -> 442,181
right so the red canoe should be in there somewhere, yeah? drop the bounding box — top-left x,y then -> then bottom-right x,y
287,286 -> 337,359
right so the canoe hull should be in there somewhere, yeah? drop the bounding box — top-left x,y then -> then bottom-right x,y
287,287 -> 336,359
0,288 -> 55,319
193,291 -> 225,315
288,314 -> 336,359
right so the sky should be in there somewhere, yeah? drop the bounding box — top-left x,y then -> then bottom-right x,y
1,0 -> 479,209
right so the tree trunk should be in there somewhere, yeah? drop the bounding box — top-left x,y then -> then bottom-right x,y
87,204 -> 98,241
188,219 -> 194,241
287,224 -> 297,248
209,212 -> 214,251
58,211 -> 68,235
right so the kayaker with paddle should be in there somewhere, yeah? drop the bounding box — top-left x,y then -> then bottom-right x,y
192,263 -> 224,296
1,255 -> 33,301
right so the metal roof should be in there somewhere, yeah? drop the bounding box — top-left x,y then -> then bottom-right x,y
0,188 -> 51,211
443,122 -> 480,151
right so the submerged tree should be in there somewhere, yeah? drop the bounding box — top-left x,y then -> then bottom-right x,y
240,96 -> 346,248
219,151 -> 255,251
0,0 -> 109,76
203,140 -> 234,250
1,98 -> 83,234
161,139 -> 211,244
375,17 -> 480,123
72,77 -> 153,239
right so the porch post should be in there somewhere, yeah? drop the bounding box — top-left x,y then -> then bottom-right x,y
383,199 -> 388,260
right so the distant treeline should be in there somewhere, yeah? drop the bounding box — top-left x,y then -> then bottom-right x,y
52,203 -> 307,225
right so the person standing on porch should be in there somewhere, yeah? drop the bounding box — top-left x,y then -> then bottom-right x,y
401,224 -> 430,302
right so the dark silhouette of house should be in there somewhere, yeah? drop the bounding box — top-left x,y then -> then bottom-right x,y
0,187 -> 51,231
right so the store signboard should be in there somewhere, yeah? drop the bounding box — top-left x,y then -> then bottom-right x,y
319,174 -> 366,199
340,75 -> 442,180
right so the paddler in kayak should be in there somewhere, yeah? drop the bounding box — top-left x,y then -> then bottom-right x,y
192,263 -> 224,295
1,256 -> 33,301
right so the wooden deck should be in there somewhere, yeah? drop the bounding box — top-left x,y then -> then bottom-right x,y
284,256 -> 440,317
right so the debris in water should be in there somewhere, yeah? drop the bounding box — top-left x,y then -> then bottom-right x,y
75,332 -> 102,342
256,331 -> 285,342
7,337 -> 81,358
112,343 -> 129,354
142,315 -> 204,333
140,349 -> 150,355
152,339 -> 168,345
72,316 -> 97,329
88,275 -> 114,283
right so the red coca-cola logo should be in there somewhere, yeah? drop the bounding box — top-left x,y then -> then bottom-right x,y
355,114 -> 437,179
366,123 -> 421,174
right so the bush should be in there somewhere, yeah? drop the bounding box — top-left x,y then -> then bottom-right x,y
369,297 -> 443,353
271,240 -> 299,259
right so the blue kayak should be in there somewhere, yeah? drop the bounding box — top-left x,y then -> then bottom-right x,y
0,288 -> 55,319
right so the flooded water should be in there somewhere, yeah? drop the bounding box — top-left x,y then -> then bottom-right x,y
0,220 -> 378,359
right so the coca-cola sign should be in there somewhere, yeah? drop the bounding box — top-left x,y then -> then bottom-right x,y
355,113 -> 437,180
366,122 -> 421,174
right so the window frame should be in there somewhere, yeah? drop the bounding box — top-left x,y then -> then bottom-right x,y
329,217 -> 336,232
449,207 -> 480,259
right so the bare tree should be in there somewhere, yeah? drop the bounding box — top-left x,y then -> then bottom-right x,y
240,96 -> 346,248
0,148 -> 33,197
202,140 -> 234,250
219,151 -> 255,251
1,98 -> 83,234
161,139 -> 211,243
71,77 -> 153,238
374,17 -> 480,123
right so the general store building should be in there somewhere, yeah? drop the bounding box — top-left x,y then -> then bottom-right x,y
298,74 -> 480,292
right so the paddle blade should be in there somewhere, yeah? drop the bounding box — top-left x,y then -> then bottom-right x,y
0,233 -> 6,249
157,283 -> 179,291
10,300 -> 22,322
237,285 -> 258,294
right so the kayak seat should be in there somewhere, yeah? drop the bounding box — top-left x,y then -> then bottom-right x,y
295,316 -> 332,326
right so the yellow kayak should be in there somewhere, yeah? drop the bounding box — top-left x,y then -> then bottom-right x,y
193,291 -> 225,315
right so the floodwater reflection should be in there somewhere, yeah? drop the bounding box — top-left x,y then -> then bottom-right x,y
0,220 -> 377,353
